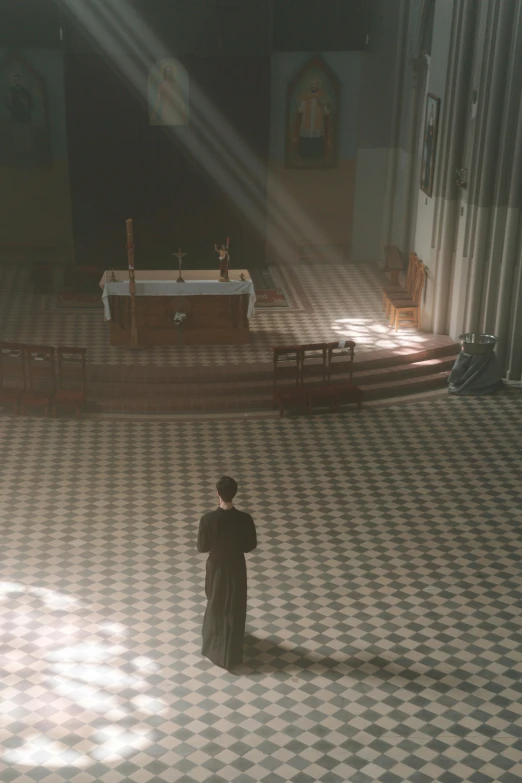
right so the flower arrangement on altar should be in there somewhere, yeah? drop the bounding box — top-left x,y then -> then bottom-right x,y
173,312 -> 187,326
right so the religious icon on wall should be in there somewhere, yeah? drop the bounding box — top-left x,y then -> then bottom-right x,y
0,53 -> 51,167
148,59 -> 189,126
420,94 -> 440,197
286,55 -> 339,169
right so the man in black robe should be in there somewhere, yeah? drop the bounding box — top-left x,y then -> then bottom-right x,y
197,476 -> 257,671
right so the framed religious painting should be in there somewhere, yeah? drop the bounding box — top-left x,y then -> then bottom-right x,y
148,59 -> 189,126
420,93 -> 440,197
0,52 -> 51,167
285,55 -> 339,169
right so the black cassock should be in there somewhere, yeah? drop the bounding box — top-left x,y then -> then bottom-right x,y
197,507 -> 257,669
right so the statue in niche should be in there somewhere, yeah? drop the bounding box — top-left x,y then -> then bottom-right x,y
148,60 -> 189,126
286,55 -> 339,169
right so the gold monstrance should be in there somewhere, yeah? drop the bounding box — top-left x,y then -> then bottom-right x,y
173,248 -> 188,283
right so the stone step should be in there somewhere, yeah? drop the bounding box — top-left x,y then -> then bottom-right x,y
86,370 -> 451,413
87,356 -> 456,400
86,342 -> 459,384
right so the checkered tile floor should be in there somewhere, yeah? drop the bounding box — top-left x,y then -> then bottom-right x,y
1,394 -> 522,782
0,264 -> 431,366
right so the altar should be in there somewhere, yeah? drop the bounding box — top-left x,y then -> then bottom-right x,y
100,270 -> 256,346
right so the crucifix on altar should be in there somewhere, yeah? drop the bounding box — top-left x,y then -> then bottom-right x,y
173,247 -> 188,283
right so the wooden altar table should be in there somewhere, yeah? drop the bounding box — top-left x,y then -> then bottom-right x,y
100,270 -> 256,346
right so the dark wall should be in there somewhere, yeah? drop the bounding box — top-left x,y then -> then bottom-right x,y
0,1 -> 370,54
1,0 -> 371,267
64,53 -> 271,268
58,1 -> 370,56
274,0 -> 371,51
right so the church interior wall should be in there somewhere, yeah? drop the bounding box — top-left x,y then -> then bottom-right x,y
266,51 -> 362,265
407,0 -> 522,379
0,47 -> 75,265
351,0 -> 400,263
413,0 -> 454,268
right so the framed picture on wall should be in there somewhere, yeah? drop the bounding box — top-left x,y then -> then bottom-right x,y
285,55 -> 339,169
148,59 -> 189,126
420,93 -> 440,197
0,52 -> 51,167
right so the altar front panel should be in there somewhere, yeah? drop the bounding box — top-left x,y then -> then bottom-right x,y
108,293 -> 251,346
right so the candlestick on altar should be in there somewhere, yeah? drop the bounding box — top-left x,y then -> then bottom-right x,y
173,248 -> 188,283
109,270 -> 117,283
125,218 -> 139,349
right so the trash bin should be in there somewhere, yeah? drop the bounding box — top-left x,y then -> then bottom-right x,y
448,333 -> 504,395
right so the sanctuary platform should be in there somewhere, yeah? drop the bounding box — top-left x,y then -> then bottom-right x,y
0,262 -> 458,414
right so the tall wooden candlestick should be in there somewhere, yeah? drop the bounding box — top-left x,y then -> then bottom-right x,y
126,218 -> 139,349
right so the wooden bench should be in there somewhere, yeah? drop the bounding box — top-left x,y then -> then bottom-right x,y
1,343 -> 88,417
273,341 -> 363,416
0,342 -> 27,414
272,344 -> 307,415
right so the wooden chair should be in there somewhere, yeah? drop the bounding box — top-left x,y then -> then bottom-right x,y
307,341 -> 364,412
273,345 -> 300,388
300,342 -> 328,384
0,342 -> 27,414
52,347 -> 88,417
387,262 -> 426,331
382,252 -> 419,316
273,344 -> 306,416
383,245 -> 404,286
299,342 -> 333,412
20,345 -> 55,416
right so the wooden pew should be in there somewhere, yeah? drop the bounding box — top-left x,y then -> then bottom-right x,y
273,341 -> 363,416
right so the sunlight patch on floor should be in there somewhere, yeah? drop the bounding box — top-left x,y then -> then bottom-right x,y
332,317 -> 428,352
0,582 -> 168,769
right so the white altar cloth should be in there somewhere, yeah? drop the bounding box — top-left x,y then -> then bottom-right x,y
100,270 -> 256,321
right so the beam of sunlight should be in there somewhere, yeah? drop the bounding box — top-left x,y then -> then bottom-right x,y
58,0 -> 351,263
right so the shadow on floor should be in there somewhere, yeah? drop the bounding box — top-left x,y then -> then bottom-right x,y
229,633 -> 397,680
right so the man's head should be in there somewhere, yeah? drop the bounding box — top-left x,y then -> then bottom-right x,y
216,476 -> 238,503
310,77 -> 320,93
11,73 -> 22,88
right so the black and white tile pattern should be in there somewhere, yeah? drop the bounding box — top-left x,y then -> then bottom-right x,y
1,395 -> 521,782
0,264 -> 432,367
